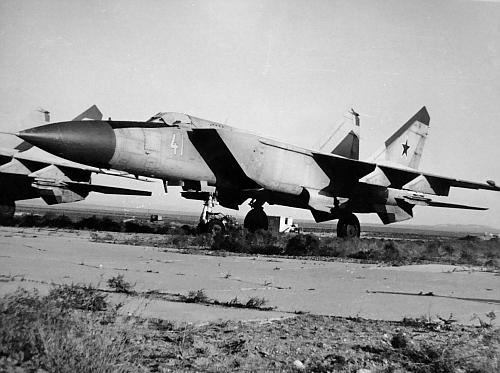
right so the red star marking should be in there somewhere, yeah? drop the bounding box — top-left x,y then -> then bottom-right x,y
402,139 -> 410,157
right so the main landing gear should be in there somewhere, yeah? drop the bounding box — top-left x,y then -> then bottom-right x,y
336,213 -> 360,239
243,199 -> 268,232
197,196 -> 268,234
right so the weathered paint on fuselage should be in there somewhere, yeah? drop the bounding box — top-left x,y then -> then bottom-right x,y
110,125 -> 216,182
100,117 -> 398,221
16,115 -> 409,218
105,120 -> 334,203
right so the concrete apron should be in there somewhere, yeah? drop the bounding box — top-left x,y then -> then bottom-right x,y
0,227 -> 498,325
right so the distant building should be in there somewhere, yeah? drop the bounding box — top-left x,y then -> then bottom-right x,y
268,216 -> 300,233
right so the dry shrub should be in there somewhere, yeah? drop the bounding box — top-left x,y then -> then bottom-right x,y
185,289 -> 209,303
285,234 -> 319,256
107,274 -> 136,295
47,283 -> 108,311
0,287 -> 139,372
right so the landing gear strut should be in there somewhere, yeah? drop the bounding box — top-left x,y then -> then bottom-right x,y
244,199 -> 268,232
197,194 -> 220,234
196,193 -> 234,234
337,213 -> 360,239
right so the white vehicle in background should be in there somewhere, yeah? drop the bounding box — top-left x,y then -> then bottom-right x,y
268,216 -> 300,233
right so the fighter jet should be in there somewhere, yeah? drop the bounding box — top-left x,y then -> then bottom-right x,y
0,106 -> 152,224
15,106 -> 499,237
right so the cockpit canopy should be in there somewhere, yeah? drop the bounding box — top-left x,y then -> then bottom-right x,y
146,112 -> 224,129
147,112 -> 192,127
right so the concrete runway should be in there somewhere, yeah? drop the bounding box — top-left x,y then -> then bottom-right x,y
1,227 -> 498,325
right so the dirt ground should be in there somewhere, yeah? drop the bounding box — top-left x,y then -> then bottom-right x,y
1,226 -> 499,372
135,313 -> 499,372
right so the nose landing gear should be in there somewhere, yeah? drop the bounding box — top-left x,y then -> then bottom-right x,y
196,193 -> 236,234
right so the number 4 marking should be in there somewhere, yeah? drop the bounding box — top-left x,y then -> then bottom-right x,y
170,133 -> 184,156
171,134 -> 179,155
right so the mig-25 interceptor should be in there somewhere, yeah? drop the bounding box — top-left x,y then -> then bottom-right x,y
15,105 -> 499,237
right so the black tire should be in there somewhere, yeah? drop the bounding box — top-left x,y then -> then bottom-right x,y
0,200 -> 15,225
206,219 -> 225,234
337,214 -> 360,239
244,208 -> 268,232
197,222 -> 207,234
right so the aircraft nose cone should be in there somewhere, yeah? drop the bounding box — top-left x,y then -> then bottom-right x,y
18,121 -> 116,168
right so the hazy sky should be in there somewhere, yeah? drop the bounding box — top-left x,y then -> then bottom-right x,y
1,0 -> 500,229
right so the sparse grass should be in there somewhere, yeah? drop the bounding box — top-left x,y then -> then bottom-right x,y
11,212 -> 500,269
207,230 -> 500,269
11,212 -> 187,235
89,228 -> 500,273
185,289 -> 209,303
46,282 -> 108,311
471,311 -> 498,329
107,274 -> 136,295
245,296 -> 268,308
1,287 -> 498,372
0,287 -> 140,372
177,289 -> 273,311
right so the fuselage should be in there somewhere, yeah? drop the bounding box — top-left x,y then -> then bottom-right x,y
19,114 -> 329,192
16,112 -> 414,221
109,118 -> 334,197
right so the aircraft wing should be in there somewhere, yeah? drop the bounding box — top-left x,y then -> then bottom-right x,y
311,150 -> 500,197
0,148 -> 151,206
311,152 -> 376,196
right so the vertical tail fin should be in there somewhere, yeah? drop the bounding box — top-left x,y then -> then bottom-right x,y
366,107 -> 429,169
316,109 -> 360,160
72,105 -> 103,121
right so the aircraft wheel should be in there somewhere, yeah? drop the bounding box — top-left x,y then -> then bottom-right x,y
244,208 -> 268,232
0,200 -> 15,225
337,214 -> 360,239
196,222 -> 207,234
206,219 -> 225,235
